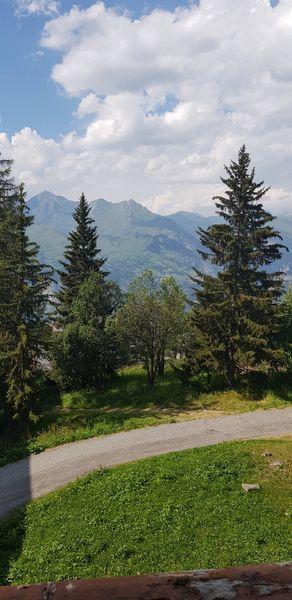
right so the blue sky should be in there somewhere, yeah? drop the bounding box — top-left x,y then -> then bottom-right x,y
0,0 -> 289,216
0,0 -> 193,138
1,3 -> 69,138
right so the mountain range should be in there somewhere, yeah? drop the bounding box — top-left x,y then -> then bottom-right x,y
27,191 -> 292,291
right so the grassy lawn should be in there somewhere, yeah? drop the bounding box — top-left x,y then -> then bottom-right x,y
1,438 -> 291,585
0,365 -> 291,467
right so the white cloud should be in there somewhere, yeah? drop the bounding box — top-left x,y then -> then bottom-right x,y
76,93 -> 102,118
13,0 -> 60,17
2,0 -> 292,215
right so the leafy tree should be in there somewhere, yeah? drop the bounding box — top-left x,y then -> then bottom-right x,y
56,193 -> 106,323
190,146 -> 286,386
278,286 -> 292,360
157,276 -> 187,374
115,271 -> 186,387
5,184 -> 53,423
51,273 -> 121,391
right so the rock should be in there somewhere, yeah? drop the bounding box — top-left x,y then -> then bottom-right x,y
242,483 -> 260,492
269,460 -> 283,469
261,451 -> 272,457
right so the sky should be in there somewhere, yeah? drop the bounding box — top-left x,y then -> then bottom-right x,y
0,0 -> 291,215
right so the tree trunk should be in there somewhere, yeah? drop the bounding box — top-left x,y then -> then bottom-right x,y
226,351 -> 235,388
147,357 -> 155,387
157,355 -> 165,376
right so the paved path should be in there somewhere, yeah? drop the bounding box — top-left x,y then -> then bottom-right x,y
0,407 -> 291,518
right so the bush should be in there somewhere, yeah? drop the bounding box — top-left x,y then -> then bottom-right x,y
50,325 -> 119,392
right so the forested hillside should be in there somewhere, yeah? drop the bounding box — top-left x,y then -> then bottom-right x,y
28,192 -> 292,289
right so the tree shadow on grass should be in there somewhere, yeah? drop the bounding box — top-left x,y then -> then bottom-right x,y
0,377 -> 57,585
61,366 -> 198,412
236,370 -> 292,403
0,429 -> 31,586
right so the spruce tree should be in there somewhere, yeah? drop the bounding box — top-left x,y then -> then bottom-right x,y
51,273 -> 121,391
56,193 -> 106,323
0,156 -> 18,313
6,184 -> 52,423
0,157 -> 19,408
191,146 -> 286,386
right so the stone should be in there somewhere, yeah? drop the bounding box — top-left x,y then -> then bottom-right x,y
261,451 -> 272,457
242,483 -> 260,492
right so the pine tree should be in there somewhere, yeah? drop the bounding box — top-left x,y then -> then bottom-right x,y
191,146 -> 286,386
0,156 -> 19,407
6,184 -> 52,423
0,157 -> 18,313
56,193 -> 106,323
51,273 -> 121,391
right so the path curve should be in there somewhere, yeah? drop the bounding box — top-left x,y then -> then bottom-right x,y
0,407 -> 291,518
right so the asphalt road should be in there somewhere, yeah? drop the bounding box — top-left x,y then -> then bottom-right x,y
0,407 -> 291,518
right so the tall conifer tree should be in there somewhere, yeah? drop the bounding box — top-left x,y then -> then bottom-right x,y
191,146 -> 286,386
56,193 -> 106,323
0,157 -> 18,405
0,157 -> 18,316
6,184 -> 52,423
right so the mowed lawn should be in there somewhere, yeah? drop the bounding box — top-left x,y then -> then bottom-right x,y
1,438 -> 291,585
1,365 -> 291,466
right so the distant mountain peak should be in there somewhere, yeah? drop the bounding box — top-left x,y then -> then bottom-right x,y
120,198 -> 153,216
122,198 -> 139,205
29,190 -> 74,205
93,197 -> 108,204
37,190 -> 56,198
121,198 -> 144,209
26,190 -> 292,289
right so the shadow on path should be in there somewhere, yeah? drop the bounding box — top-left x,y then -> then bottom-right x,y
0,439 -> 31,585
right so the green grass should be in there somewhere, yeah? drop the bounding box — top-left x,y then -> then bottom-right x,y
0,365 -> 291,467
1,438 -> 291,585
61,365 -> 292,413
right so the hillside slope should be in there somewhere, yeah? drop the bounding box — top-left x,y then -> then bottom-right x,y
27,192 -> 291,289
28,193 -> 203,289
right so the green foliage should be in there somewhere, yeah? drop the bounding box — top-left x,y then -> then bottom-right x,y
278,286 -> 292,360
115,271 -> 187,386
51,273 -> 121,391
6,325 -> 36,423
1,438 -> 291,584
190,146 -> 287,385
56,193 -> 106,324
0,161 -> 52,425
51,194 -> 119,393
0,157 -> 19,408
5,185 -> 52,422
